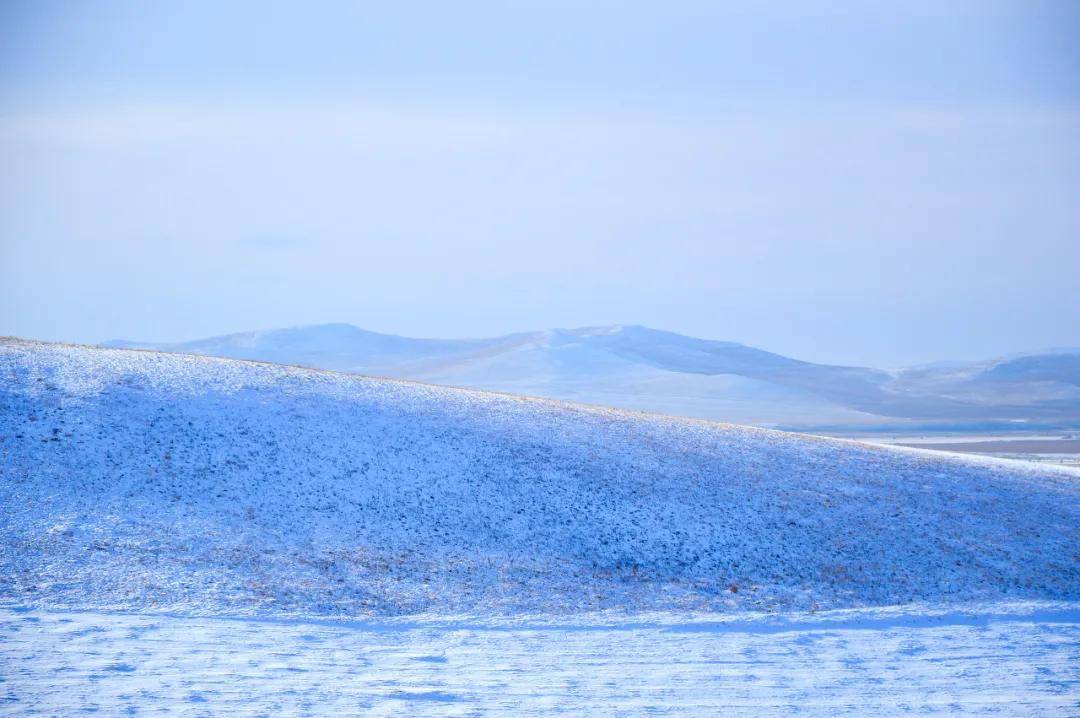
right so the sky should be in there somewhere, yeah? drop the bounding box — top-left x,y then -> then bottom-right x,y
1,1 -> 1078,367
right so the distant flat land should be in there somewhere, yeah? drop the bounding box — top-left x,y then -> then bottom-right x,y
893,439 -> 1080,455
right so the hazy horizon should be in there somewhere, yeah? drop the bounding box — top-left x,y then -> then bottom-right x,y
2,1 -> 1079,367
97,319 -> 1080,371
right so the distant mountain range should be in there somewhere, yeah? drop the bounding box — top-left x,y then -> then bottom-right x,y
103,324 -> 1080,430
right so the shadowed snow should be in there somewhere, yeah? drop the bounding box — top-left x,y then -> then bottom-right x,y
1,338 -> 1078,617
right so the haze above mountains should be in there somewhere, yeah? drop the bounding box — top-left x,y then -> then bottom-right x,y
104,324 -> 1080,431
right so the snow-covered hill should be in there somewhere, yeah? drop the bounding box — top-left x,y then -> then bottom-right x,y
2,338 -> 1078,617
104,324 -> 1080,428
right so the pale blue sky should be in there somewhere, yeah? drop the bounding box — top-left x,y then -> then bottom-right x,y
1,1 -> 1078,366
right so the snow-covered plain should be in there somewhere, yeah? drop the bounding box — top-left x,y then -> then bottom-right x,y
2,339 -> 1079,714
2,604 -> 1078,716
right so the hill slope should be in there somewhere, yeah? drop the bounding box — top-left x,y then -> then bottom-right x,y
2,338 -> 1078,617
104,324 -> 1080,427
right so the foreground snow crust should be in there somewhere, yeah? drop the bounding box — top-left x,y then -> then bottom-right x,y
2,339 -> 1078,616
1,604 -> 1078,716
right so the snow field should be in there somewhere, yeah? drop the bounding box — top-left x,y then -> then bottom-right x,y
1,605 -> 1077,717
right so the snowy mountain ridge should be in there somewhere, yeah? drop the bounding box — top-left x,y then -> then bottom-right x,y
2,338 -> 1078,617
104,323 -> 1080,428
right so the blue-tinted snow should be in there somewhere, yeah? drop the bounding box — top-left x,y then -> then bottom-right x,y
2,338 -> 1077,617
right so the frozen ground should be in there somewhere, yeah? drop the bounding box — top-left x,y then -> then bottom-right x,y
2,604 -> 1078,716
3,339 -> 1078,616
2,340 -> 1079,714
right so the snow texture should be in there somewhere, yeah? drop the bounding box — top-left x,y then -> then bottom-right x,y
2,338 -> 1078,618
2,604 -> 1078,716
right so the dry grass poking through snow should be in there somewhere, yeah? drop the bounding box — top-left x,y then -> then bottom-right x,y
1,338 -> 1078,617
